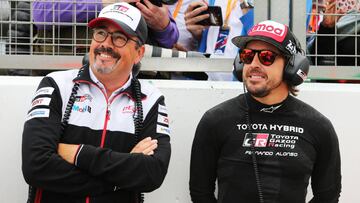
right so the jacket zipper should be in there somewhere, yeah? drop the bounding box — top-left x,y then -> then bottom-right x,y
76,80 -> 109,203
100,104 -> 110,148
75,80 -> 125,203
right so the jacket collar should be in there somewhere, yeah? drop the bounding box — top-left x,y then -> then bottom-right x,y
73,64 -> 146,100
245,92 -> 290,114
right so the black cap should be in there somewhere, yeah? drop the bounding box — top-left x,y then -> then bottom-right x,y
232,20 -> 301,56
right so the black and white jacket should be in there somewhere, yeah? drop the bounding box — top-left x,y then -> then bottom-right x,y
22,65 -> 171,203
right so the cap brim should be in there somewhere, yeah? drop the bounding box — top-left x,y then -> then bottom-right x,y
231,35 -> 288,55
88,17 -> 137,39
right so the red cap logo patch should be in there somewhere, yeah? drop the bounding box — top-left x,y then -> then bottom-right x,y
248,20 -> 288,43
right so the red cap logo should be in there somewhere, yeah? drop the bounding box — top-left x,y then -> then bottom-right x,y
114,5 -> 129,12
248,20 -> 288,43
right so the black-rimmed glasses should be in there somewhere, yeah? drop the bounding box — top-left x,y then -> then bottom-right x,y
92,28 -> 140,48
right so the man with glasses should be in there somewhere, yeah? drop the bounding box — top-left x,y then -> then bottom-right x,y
189,20 -> 341,203
22,3 -> 171,203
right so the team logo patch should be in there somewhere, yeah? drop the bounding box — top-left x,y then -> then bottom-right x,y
31,97 -> 51,108
34,87 -> 54,97
114,4 -> 129,12
26,108 -> 50,121
260,104 -> 282,113
157,114 -> 169,125
75,94 -> 93,103
158,104 -> 167,114
248,20 -> 287,42
242,133 -> 269,147
72,105 -> 92,113
122,105 -> 136,113
297,69 -> 307,81
156,125 -> 170,136
285,40 -> 297,54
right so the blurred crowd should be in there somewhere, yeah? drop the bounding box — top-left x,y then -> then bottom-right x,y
0,0 -> 359,80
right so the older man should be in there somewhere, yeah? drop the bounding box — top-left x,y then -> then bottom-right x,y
22,3 -> 171,203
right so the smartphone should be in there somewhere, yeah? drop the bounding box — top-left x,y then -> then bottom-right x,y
195,6 -> 223,26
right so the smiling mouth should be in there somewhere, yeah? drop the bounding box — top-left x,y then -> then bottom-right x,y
249,75 -> 265,79
99,53 -> 112,59
94,46 -> 120,60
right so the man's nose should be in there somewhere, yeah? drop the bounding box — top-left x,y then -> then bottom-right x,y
102,34 -> 114,47
250,53 -> 262,66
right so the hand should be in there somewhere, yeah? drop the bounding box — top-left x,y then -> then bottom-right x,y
321,0 -> 345,28
135,0 -> 170,31
184,2 -> 209,41
131,137 -> 158,155
173,43 -> 188,52
102,0 -> 120,7
58,143 -> 80,165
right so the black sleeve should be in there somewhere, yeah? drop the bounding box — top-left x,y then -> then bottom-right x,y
75,96 -> 171,192
309,119 -> 341,203
22,77 -> 113,196
189,111 -> 218,203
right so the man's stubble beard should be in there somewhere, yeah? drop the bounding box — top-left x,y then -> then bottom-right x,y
93,58 -> 120,74
92,46 -> 121,74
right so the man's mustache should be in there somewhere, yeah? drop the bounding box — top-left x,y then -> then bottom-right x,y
94,46 -> 120,59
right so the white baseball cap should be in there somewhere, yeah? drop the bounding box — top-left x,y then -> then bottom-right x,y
88,2 -> 148,44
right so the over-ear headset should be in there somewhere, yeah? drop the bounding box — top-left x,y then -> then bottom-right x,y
232,39 -> 310,86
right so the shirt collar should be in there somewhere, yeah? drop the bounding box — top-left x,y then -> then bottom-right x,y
89,65 -> 133,95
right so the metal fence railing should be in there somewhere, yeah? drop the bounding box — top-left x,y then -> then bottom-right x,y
0,0 -> 359,81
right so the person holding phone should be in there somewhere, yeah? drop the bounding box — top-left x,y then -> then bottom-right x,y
184,0 -> 254,81
307,0 -> 360,66
32,0 -> 179,56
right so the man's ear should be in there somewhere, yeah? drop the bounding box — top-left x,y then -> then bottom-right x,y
134,45 -> 145,64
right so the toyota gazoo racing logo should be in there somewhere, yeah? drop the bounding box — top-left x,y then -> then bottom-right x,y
242,133 -> 269,147
249,20 -> 287,42
114,4 -> 129,12
75,94 -> 93,103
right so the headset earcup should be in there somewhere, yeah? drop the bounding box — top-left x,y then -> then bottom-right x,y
284,53 -> 310,86
233,54 -> 244,81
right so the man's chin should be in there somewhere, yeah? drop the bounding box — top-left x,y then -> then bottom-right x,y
93,58 -> 120,74
246,85 -> 269,98
93,64 -> 116,74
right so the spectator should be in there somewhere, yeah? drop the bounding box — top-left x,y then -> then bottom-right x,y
6,0 -> 37,76
169,0 -> 198,51
32,0 -> 179,55
185,0 -> 254,80
168,0 -> 208,80
0,1 -> 10,75
22,3 -> 171,203
308,0 -> 360,66
0,0 -> 10,55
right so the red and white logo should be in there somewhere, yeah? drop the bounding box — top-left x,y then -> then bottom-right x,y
157,114 -> 169,125
122,105 -> 136,113
31,97 -> 51,108
114,5 -> 129,12
243,133 -> 269,148
248,20 -> 288,42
